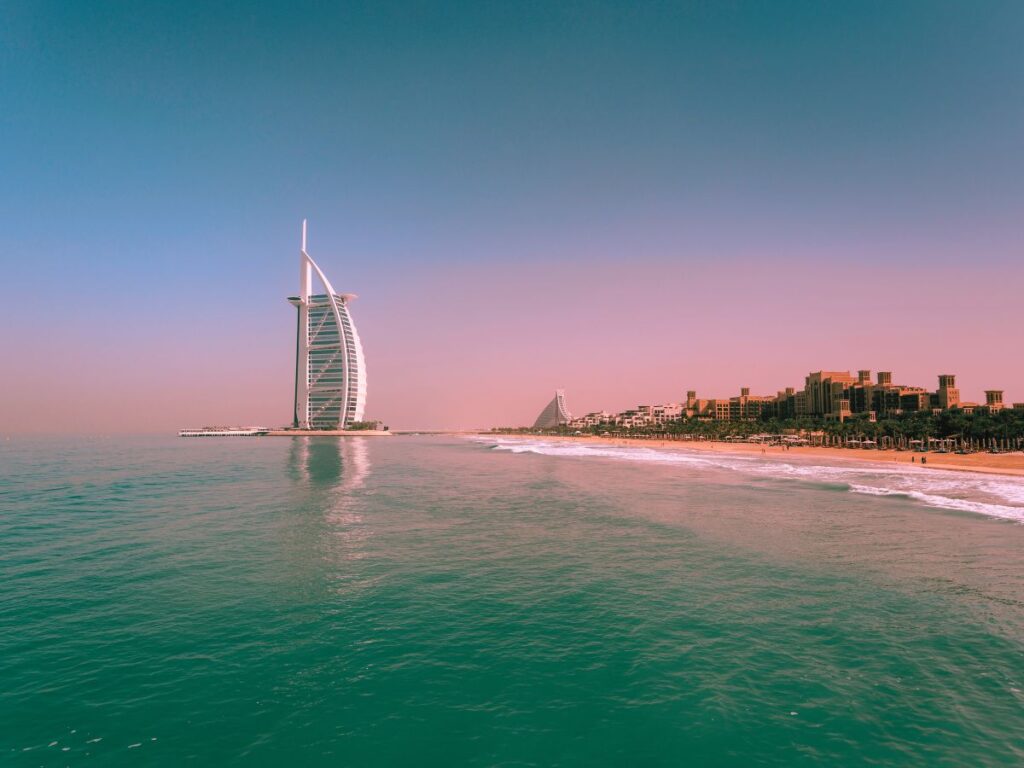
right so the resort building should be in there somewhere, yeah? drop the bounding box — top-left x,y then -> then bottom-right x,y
804,371 -> 858,420
985,390 -> 1005,411
618,409 -> 651,429
687,370 -> 1012,425
729,388 -> 775,421
937,375 -> 960,410
288,221 -> 367,429
538,367 -> 1014,431
652,403 -> 684,425
534,390 -> 573,429
678,388 -> 773,421
684,391 -> 710,418
572,411 -> 616,428
762,370 -> 957,422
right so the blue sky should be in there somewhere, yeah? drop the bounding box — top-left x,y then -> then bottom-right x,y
5,1 -> 1022,268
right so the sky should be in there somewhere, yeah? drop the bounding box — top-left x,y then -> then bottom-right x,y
1,0 -> 1022,432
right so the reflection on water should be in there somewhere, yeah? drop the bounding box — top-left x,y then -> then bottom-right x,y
286,437 -> 374,584
288,437 -> 370,488
339,438 -> 370,495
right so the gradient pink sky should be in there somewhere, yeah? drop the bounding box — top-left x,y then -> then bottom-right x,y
3,3 -> 1024,433
3,257 -> 1022,434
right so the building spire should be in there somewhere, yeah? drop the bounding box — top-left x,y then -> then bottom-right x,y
299,219 -> 312,301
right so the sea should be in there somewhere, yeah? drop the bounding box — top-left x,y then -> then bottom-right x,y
2,434 -> 1023,766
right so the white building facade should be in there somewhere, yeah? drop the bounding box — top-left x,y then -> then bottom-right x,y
288,221 -> 367,429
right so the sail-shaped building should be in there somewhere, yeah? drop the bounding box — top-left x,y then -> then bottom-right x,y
288,221 -> 367,429
533,390 -> 572,429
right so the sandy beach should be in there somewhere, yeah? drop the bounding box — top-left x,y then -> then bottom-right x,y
490,434 -> 1024,477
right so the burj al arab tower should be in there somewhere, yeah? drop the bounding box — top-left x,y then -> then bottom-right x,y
287,221 -> 367,429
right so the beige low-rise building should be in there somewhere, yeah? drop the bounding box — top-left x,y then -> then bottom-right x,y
985,390 -> 1005,411
567,369 -> 1016,430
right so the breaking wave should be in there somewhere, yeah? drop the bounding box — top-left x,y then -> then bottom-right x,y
473,437 -> 1024,523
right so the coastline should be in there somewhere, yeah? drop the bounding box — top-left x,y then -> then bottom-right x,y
265,429 -> 392,437
486,433 -> 1024,477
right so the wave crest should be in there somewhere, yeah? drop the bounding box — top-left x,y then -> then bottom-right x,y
474,437 -> 1024,523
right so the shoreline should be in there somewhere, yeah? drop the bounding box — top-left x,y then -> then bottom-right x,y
265,429 -> 392,437
485,433 -> 1024,477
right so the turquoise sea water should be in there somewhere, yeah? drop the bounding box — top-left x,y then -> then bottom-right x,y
2,435 -> 1024,766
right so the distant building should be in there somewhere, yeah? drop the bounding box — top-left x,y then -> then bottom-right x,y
791,370 -> 967,422
571,411 -> 615,428
563,367 -> 1016,430
729,387 -> 774,420
937,374 -> 960,410
533,390 -> 573,429
685,390 -> 712,419
288,221 -> 367,429
652,403 -> 684,425
770,387 -> 807,419
985,390 -> 1005,411
678,388 -> 773,421
804,371 -> 857,420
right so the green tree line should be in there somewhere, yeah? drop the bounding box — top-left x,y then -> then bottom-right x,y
504,408 -> 1024,442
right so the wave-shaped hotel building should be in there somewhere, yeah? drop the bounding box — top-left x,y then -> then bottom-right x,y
288,221 -> 367,429
533,390 -> 572,429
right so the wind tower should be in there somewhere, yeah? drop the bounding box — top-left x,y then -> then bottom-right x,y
288,220 -> 367,429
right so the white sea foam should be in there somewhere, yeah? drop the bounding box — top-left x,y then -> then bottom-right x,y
473,437 -> 1024,523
